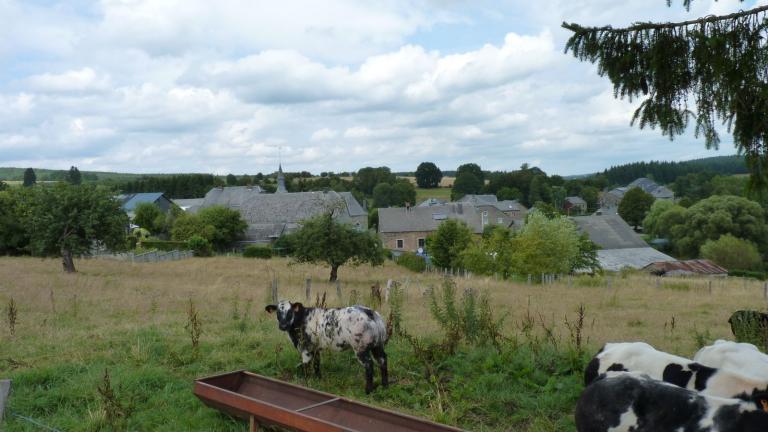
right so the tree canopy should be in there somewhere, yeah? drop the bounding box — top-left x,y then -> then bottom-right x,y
618,187 -> 655,229
451,172 -> 483,201
700,234 -> 762,271
66,166 -> 82,185
23,168 -> 36,187
133,202 -> 165,234
26,183 -> 128,272
564,1 -> 768,189
280,212 -> 384,281
415,162 -> 443,188
426,219 -> 473,270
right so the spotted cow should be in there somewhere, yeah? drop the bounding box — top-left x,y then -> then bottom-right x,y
694,339 -> 768,381
728,310 -> 768,347
584,342 -> 768,405
576,371 -> 768,432
265,300 -> 388,394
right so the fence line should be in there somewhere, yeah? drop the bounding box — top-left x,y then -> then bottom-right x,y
89,249 -> 194,263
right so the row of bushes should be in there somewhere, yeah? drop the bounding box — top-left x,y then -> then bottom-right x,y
243,245 -> 272,259
396,252 -> 426,272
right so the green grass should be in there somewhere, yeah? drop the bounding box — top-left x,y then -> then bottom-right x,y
415,187 -> 452,203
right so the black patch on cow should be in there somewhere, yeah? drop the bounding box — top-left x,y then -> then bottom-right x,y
662,363 -> 693,388
584,357 -> 601,386
576,373 -> 761,432
688,362 -> 717,391
607,363 -> 627,373
357,307 -> 375,320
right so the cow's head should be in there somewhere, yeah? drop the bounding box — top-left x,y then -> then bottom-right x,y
265,300 -> 304,331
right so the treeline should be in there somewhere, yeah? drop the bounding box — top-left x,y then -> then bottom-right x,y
600,155 -> 747,186
114,174 -> 224,199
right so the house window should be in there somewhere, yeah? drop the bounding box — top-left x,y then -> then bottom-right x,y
396,239 -> 404,249
497,217 -> 503,224
418,238 -> 425,248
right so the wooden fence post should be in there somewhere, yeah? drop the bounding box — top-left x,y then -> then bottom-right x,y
305,278 -> 312,301
0,379 -> 11,421
336,280 -> 342,299
271,278 -> 278,303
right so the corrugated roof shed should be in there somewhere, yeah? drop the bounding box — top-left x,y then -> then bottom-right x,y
597,248 -> 676,271
643,259 -> 728,275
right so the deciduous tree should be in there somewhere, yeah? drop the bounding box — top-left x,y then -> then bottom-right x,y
701,234 -> 762,271
618,187 -> 655,229
451,172 -> 483,200
415,162 -> 442,189
66,166 -> 82,185
26,183 -> 128,272
280,212 -> 384,281
427,219 -> 473,270
22,168 -> 36,187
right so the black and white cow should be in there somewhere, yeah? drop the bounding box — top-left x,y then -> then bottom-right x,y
576,371 -> 768,432
265,300 -> 388,394
584,342 -> 768,404
694,340 -> 768,381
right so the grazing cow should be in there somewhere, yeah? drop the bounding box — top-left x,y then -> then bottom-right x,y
728,310 -> 768,346
576,371 -> 768,432
265,300 -> 388,394
695,339 -> 768,381
584,342 -> 768,404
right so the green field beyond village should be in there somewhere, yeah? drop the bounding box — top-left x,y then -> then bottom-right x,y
0,257 -> 762,431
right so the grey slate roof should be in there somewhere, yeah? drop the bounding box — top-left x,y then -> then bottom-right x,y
597,248 -> 675,271
202,186 -> 264,208
418,198 -> 447,207
565,196 -> 587,206
571,214 -> 648,249
172,198 -> 204,212
118,192 -> 168,211
339,192 -> 367,216
457,194 -> 498,205
379,203 -> 484,234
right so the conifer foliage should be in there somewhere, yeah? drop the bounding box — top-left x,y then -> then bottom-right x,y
563,1 -> 768,188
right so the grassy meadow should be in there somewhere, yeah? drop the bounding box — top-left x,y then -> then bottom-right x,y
0,257 -> 764,431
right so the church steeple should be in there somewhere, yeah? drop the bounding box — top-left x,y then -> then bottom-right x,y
276,163 -> 287,193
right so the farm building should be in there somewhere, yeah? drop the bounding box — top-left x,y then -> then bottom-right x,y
117,192 -> 174,219
196,186 -> 367,244
599,177 -> 674,212
643,259 -> 728,277
378,201 -> 520,253
563,196 -> 587,215
457,194 -> 527,220
571,214 -> 675,271
172,198 -> 204,212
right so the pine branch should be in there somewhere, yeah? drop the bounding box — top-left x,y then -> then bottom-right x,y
563,5 -> 768,34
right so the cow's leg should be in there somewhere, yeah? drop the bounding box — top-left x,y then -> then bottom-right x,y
371,345 -> 388,388
356,349 -> 374,394
312,352 -> 321,378
300,349 -> 313,377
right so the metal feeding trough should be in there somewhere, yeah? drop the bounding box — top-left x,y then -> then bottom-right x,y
194,370 -> 466,432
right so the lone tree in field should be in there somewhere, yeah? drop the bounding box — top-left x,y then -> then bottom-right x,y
618,187 -> 655,230
563,1 -> 768,190
26,183 -> 128,273
415,162 -> 442,188
66,166 -> 82,185
22,168 -> 36,187
281,205 -> 384,282
426,218 -> 473,270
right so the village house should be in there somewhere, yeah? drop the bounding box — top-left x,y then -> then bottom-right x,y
600,177 -> 675,211
378,198 -> 525,253
194,166 -> 366,244
117,192 -> 175,220
563,196 -> 587,215
457,194 -> 527,220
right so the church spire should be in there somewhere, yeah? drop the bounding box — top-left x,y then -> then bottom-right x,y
276,163 -> 287,193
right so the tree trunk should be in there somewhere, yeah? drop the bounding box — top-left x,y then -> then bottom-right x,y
329,265 -> 339,282
61,248 -> 76,273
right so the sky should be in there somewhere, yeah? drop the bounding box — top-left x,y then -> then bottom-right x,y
1,0 -> 766,176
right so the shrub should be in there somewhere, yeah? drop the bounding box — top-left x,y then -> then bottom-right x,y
728,270 -> 767,280
701,234 -> 763,271
187,235 -> 212,257
396,252 -> 426,272
242,245 -> 272,259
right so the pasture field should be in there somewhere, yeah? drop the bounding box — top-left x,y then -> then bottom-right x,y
415,187 -> 453,203
0,257 -> 764,431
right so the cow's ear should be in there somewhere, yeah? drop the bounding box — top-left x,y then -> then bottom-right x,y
292,302 -> 304,312
265,305 -> 277,314
760,398 -> 768,412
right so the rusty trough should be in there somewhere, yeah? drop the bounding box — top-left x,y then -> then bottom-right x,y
194,370 -> 466,432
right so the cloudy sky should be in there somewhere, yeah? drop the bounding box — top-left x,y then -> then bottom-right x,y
1,0 -> 765,176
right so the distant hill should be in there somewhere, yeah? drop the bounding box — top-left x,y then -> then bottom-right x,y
596,155 -> 746,186
0,168 -> 195,182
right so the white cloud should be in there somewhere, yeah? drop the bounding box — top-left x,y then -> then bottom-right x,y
311,128 -> 338,141
25,68 -> 111,94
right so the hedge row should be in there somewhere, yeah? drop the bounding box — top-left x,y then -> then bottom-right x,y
139,240 -> 189,251
243,245 -> 272,259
